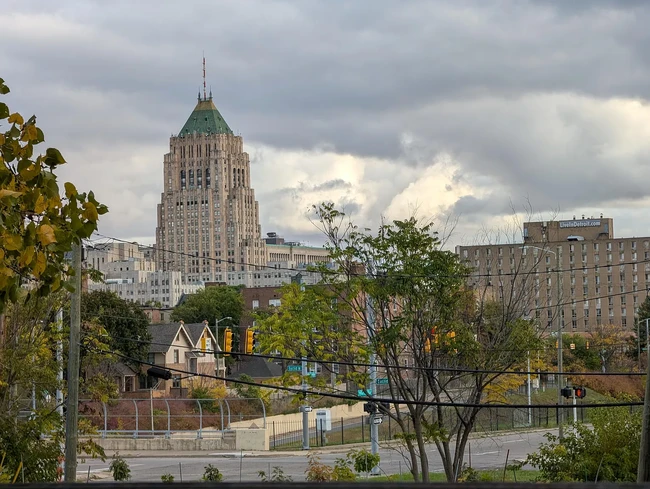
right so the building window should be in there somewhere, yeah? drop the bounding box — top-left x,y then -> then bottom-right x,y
174,349 -> 179,363
189,169 -> 194,188
172,376 -> 181,388
180,170 -> 186,189
252,299 -> 260,309
269,298 -> 281,307
206,168 -> 211,188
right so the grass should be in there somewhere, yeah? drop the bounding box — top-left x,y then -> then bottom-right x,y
370,469 -> 541,482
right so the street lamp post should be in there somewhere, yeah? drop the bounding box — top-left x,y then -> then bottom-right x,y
523,245 -> 563,439
215,316 -> 233,375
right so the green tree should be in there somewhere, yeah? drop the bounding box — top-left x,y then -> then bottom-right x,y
632,295 -> 650,362
0,77 -> 107,312
81,290 -> 150,364
260,203 -> 541,483
526,404 -> 641,481
171,286 -> 243,327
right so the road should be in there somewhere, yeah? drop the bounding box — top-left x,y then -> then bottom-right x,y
77,429 -> 550,482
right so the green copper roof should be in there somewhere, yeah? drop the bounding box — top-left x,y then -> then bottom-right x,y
179,96 -> 233,136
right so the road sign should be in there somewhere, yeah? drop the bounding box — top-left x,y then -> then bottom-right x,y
375,378 -> 389,385
309,372 -> 316,378
357,390 -> 368,397
373,416 -> 383,425
287,365 -> 302,372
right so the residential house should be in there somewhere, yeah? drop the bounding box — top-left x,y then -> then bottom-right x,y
145,322 -> 221,396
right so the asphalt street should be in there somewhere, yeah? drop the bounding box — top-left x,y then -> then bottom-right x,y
77,429 -> 551,482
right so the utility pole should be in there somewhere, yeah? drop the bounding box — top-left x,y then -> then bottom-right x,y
369,353 -> 380,475
56,309 -> 64,418
527,351 -> 532,426
301,355 -> 309,450
640,317 -> 650,482
555,250 -> 564,441
64,242 -> 82,482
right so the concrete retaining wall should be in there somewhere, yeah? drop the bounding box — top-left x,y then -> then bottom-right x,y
87,429 -> 268,452
230,402 -> 364,429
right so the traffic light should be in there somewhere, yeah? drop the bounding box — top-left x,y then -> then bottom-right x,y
147,366 -> 172,380
586,341 -> 590,350
574,386 -> 587,399
245,328 -> 255,355
570,343 -> 575,350
363,402 -> 377,414
223,328 -> 233,356
561,387 -> 573,399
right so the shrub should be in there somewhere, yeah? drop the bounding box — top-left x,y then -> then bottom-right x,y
349,448 -> 380,475
305,452 -> 333,481
109,453 -> 130,481
161,473 -> 174,483
333,457 -> 356,481
526,405 -> 641,482
258,466 -> 292,482
202,464 -> 223,482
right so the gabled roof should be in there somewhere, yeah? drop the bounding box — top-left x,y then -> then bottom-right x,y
183,322 -> 217,349
179,97 -> 233,137
148,323 -> 192,353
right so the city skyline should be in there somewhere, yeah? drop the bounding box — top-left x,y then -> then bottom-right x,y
3,1 -> 650,248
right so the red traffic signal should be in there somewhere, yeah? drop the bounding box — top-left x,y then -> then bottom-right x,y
574,386 -> 587,399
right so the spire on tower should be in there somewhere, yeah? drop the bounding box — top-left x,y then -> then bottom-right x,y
202,54 -> 207,101
209,86 -> 213,100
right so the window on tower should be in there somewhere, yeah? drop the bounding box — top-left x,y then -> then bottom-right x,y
206,168 -> 211,188
197,168 -> 202,188
180,170 -> 186,189
189,169 -> 194,188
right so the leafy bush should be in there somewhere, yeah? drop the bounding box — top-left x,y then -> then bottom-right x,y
349,448 -> 380,475
258,466 -> 292,482
202,464 -> 223,482
161,473 -> 174,483
305,452 -> 333,481
333,457 -> 356,481
109,453 -> 131,481
526,405 -> 641,482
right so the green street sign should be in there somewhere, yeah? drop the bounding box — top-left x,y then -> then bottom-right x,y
287,365 -> 302,372
357,390 -> 368,397
375,378 -> 389,385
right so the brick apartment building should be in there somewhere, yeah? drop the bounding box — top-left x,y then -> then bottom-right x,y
456,216 -> 650,335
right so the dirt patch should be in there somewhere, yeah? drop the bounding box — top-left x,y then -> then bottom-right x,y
570,374 -> 644,400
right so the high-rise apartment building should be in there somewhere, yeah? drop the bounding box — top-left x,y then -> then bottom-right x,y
155,93 -> 266,284
456,217 -> 650,334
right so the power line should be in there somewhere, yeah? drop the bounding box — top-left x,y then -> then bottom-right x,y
88,345 -> 644,410
96,330 -> 646,377
92,232 -> 650,282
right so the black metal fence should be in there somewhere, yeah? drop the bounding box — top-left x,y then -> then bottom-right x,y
270,404 -> 597,450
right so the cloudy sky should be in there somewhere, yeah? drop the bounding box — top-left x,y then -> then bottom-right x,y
3,0 -> 650,248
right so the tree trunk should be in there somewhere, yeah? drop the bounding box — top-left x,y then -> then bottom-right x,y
413,417 -> 430,482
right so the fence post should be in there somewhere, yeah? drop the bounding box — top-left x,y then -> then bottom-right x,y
341,417 -> 344,445
101,401 -> 107,439
164,399 -> 171,439
273,421 -> 276,449
496,408 -> 499,431
388,415 -> 391,440
196,399 -> 203,440
133,400 -> 139,439
362,416 -> 365,443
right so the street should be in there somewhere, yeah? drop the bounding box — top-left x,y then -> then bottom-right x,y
77,429 -> 550,482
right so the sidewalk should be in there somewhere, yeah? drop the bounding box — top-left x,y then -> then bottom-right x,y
107,425 -> 557,459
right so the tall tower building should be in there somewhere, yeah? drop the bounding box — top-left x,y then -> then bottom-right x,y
155,92 -> 266,284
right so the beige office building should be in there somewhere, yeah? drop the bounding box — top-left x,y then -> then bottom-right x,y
155,93 -> 266,284
456,217 -> 650,334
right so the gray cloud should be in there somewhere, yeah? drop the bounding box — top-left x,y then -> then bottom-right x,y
3,1 -> 650,243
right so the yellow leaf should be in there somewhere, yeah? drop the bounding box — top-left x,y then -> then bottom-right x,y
34,194 -> 47,213
8,112 -> 24,125
64,182 -> 77,198
19,163 -> 40,181
82,202 -> 99,221
0,249 -> 4,261
36,224 -> 57,246
33,252 -> 46,278
0,189 -> 22,199
22,124 -> 37,141
19,246 -> 35,267
0,134 -> 4,144
3,234 -> 22,251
